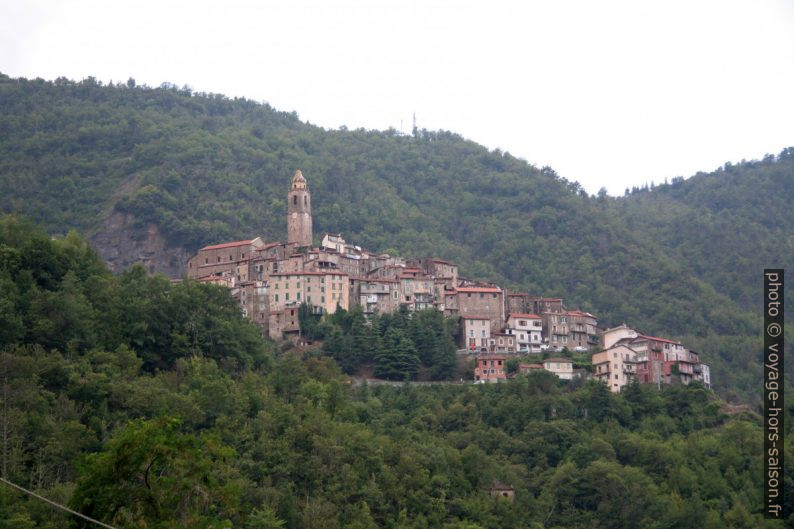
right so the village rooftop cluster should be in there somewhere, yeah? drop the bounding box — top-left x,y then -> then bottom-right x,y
185,171 -> 711,392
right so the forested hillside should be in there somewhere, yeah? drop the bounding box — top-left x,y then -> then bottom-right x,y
0,218 -> 790,528
0,74 -> 791,403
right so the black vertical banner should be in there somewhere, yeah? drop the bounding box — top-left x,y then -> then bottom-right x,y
764,269 -> 784,519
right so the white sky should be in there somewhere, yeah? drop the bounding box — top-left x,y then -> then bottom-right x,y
2,0 -> 793,195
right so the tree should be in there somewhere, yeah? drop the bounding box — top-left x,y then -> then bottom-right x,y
70,418 -> 242,529
375,328 -> 419,381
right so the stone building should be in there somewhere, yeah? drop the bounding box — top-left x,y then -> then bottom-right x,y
187,238 -> 265,281
453,286 -> 505,332
542,309 -> 598,350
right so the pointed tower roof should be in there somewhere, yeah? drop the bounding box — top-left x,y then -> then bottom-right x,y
291,169 -> 308,190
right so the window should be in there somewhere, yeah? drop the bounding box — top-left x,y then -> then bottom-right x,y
480,293 -> 484,298
217,256 -> 221,262
322,296 -> 325,303
481,330 -> 486,338
467,293 -> 471,298
307,286 -> 311,292
519,320 -> 527,326
321,286 -> 325,293
614,374 -> 618,380
285,293 -> 290,301
297,292 -> 301,300
275,294 -> 279,302
242,253 -> 245,259
204,258 -> 208,264
561,316 -> 567,323
304,195 -> 307,205
229,255 -> 233,261
469,330 -> 474,337
293,195 -> 297,205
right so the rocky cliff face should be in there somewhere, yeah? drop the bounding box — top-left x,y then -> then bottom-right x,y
90,211 -> 191,278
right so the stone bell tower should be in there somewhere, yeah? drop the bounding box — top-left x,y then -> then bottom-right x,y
287,169 -> 312,248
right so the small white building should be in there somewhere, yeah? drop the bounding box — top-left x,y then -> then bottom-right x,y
505,313 -> 543,353
321,233 -> 346,254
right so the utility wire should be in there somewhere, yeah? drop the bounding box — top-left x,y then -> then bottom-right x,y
0,477 -> 119,529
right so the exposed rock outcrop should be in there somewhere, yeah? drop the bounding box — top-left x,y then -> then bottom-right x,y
90,211 -> 191,278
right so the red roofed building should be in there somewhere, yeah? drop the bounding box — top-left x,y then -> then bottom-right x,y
474,354 -> 507,382
518,363 -> 544,374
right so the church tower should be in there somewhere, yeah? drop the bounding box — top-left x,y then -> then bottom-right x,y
287,169 -> 313,248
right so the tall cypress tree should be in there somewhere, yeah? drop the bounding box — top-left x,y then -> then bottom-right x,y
375,327 -> 419,381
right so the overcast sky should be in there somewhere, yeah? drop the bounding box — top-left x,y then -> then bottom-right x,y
2,0 -> 793,195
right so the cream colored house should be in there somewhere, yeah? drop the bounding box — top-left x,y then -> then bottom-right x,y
543,357 -> 574,380
592,344 -> 637,392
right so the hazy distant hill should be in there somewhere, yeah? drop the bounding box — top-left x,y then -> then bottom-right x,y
1,73 -> 790,403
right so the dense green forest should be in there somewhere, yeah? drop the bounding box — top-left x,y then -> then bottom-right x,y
0,217 -> 791,528
0,73 -> 791,404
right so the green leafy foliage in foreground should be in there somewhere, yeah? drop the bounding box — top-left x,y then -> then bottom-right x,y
1,74 -> 792,404
0,217 -> 792,529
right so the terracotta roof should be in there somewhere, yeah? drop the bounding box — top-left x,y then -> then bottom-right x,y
461,315 -> 491,320
201,239 -> 253,250
565,310 -> 595,318
636,334 -> 681,345
508,313 -> 542,319
271,271 -> 348,277
519,363 -> 543,369
457,287 -> 502,293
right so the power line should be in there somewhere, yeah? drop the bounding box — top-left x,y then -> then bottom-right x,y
0,477 -> 119,529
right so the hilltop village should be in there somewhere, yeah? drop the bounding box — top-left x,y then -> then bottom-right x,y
186,170 -> 712,392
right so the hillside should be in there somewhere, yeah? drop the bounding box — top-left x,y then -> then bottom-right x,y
1,73 -> 791,403
0,218 -> 785,528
